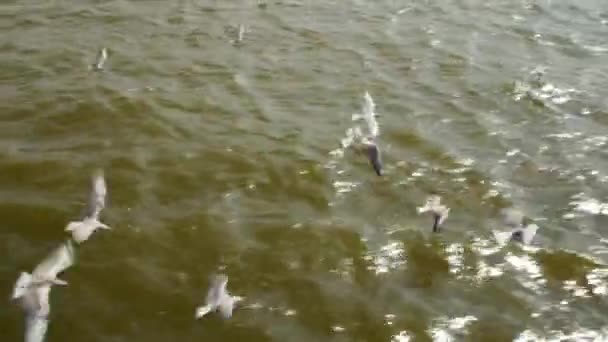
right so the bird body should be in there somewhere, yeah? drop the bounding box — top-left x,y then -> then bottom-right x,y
65,170 -> 111,243
91,48 -> 108,71
418,195 -> 450,232
12,240 -> 75,342
351,92 -> 383,176
195,274 -> 241,320
493,208 -> 539,245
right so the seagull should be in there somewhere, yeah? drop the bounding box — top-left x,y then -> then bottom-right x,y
12,240 -> 76,342
235,24 -> 246,44
195,274 -> 241,320
493,208 -> 539,245
417,195 -> 450,232
65,170 -> 111,243
91,48 -> 108,71
363,136 -> 383,176
351,92 -> 383,176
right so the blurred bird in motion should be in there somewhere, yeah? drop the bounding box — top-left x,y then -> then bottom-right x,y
351,92 -> 383,176
417,195 -> 450,232
195,274 -> 242,320
90,47 -> 108,71
493,208 -> 539,245
12,240 -> 76,342
65,170 -> 111,243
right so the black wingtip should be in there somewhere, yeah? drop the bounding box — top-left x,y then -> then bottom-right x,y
432,214 -> 440,233
367,144 -> 383,176
510,230 -> 523,243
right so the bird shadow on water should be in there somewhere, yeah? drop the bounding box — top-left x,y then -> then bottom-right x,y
399,233 -> 452,290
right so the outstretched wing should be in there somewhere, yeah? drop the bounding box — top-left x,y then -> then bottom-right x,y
362,92 -> 379,137
12,272 -> 33,299
217,297 -> 235,319
500,208 -> 524,229
87,169 -> 106,219
362,92 -> 376,119
520,224 -> 539,245
32,240 -> 75,280
206,274 -> 228,306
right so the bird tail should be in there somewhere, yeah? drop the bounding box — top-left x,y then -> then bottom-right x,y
25,314 -> 49,342
195,305 -> 212,319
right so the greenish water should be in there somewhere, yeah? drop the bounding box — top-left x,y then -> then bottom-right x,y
2,0 -> 608,341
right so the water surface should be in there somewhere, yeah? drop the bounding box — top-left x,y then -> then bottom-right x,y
2,0 -> 608,341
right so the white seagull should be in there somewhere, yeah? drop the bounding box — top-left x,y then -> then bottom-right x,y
65,169 -> 111,243
351,92 -> 383,176
12,240 -> 76,342
91,47 -> 108,71
417,195 -> 450,232
195,274 -> 242,320
493,208 -> 539,245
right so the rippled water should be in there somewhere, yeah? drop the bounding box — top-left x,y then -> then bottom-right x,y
2,0 -> 608,341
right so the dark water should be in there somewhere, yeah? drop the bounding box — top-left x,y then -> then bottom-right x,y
2,0 -> 608,341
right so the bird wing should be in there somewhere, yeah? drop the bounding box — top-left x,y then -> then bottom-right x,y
194,305 -> 212,319
437,207 -> 450,226
362,93 -> 379,137
366,144 -> 383,176
521,224 -> 539,245
87,169 -> 106,219
362,92 -> 376,118
206,274 -> 228,305
32,241 -> 75,280
217,296 -> 235,319
12,272 -> 33,299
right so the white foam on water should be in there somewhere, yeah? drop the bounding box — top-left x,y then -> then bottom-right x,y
515,326 -> 608,341
562,279 -> 590,298
391,331 -> 412,342
505,253 -> 546,292
586,268 -> 608,296
363,240 -> 406,275
428,315 -> 477,342
546,132 -> 583,140
569,194 -> 608,216
445,243 -> 464,276
475,260 -> 505,283
471,237 -> 503,256
333,180 -> 360,194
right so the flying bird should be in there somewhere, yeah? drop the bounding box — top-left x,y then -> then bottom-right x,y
493,208 -> 539,245
91,47 -> 108,71
195,274 -> 242,320
12,240 -> 76,342
351,92 -> 383,176
417,195 -> 450,232
65,170 -> 111,243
